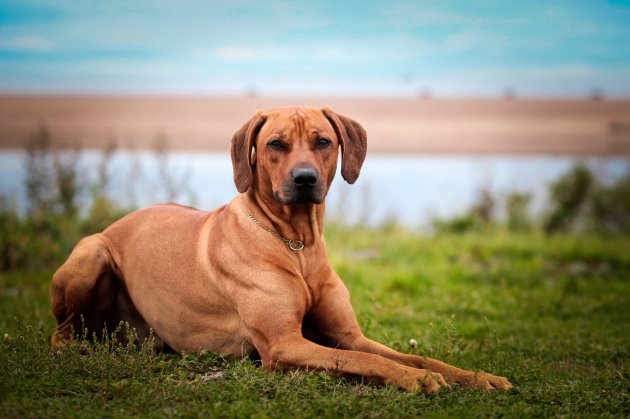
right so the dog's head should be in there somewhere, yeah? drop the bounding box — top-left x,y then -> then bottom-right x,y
230,107 -> 367,205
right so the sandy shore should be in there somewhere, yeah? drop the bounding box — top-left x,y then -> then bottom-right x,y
1,95 -> 629,155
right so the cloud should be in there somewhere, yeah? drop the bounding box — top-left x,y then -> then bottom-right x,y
0,35 -> 55,52
444,30 -> 509,54
212,46 -> 258,60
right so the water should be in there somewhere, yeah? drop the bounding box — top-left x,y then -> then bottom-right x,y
0,150 -> 627,226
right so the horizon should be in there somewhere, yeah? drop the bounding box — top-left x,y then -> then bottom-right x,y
1,92 -> 630,100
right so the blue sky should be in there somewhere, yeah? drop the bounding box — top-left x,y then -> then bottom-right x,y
1,0 -> 629,97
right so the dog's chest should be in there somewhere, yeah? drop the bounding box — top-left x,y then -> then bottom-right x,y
298,259 -> 332,311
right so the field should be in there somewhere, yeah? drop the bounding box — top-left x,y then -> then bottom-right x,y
1,96 -> 630,155
1,95 -> 629,416
1,226 -> 629,417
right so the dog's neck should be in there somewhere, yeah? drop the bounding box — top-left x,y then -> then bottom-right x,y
244,187 -> 325,247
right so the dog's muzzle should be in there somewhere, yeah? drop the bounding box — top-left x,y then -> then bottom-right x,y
292,167 -> 318,187
275,167 -> 326,204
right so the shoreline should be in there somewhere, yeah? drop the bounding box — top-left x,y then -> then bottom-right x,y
2,96 -> 630,155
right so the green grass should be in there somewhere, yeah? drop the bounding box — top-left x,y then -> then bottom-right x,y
1,226 -> 629,417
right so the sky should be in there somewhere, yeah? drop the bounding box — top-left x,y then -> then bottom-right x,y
1,0 -> 630,97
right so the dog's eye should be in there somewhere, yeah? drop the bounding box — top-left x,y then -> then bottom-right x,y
267,139 -> 284,151
316,138 -> 332,149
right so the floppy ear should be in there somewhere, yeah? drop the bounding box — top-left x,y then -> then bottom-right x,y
230,112 -> 266,193
322,108 -> 367,184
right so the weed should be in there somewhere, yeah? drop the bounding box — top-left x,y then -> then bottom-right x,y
544,165 -> 594,233
506,191 -> 532,232
432,163 -> 629,236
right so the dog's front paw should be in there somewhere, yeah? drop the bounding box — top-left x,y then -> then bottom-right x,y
455,371 -> 513,391
397,368 -> 451,394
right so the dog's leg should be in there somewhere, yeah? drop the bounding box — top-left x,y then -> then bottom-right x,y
51,234 -> 115,345
263,332 -> 450,394
343,335 -> 512,390
308,272 -> 512,390
238,283 -> 448,394
50,234 -> 159,348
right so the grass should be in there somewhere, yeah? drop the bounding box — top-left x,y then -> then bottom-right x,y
1,225 -> 629,417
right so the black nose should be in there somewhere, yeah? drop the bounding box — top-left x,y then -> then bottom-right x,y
293,167 -> 318,186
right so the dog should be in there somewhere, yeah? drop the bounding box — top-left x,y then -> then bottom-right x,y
51,106 -> 512,394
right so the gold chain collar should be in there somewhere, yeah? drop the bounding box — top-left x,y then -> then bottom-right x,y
241,206 -> 305,252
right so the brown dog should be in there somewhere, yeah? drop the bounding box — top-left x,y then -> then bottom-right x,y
51,107 -> 512,394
